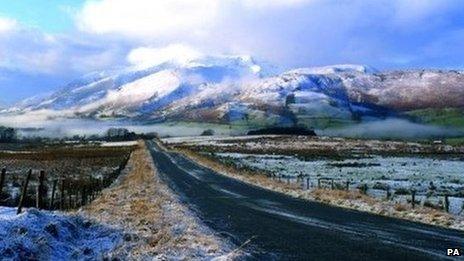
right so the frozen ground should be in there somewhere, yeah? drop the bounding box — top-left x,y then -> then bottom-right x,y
213,153 -> 464,215
99,141 -> 138,147
163,135 -> 464,155
164,135 -> 464,216
0,207 -> 122,260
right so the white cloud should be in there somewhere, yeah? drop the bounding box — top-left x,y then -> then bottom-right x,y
77,0 -> 219,39
0,22 -> 126,75
127,44 -> 202,68
241,0 -> 313,9
0,16 -> 133,103
0,17 -> 17,33
0,26 -> 61,74
3,0 -> 464,104
77,0 -> 318,39
5,0 -> 460,79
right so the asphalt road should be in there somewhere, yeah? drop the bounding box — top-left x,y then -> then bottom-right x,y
146,140 -> 464,260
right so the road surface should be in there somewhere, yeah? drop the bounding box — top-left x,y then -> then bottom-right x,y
146,140 -> 464,260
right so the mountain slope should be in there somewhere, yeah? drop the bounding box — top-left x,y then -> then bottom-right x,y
4,57 -> 464,130
343,70 -> 464,110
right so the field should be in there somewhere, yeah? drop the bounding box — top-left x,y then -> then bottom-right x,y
163,135 -> 464,156
0,140 -> 234,259
163,135 -> 464,216
0,142 -> 135,210
406,108 -> 464,127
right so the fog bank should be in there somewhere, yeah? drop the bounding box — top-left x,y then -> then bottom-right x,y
319,119 -> 464,140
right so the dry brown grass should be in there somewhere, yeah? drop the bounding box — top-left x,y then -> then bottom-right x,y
81,140 -> 232,259
176,148 -> 301,193
173,147 -> 464,231
394,203 -> 407,212
0,146 -> 133,160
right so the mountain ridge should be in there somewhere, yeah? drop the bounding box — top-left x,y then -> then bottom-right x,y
3,56 -> 464,130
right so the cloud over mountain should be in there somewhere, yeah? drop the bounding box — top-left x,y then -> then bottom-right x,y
2,0 -> 464,103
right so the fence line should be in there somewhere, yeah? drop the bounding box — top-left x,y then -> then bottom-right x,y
0,152 -> 131,214
272,174 -> 460,214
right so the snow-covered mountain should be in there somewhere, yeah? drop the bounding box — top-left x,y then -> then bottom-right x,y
5,55 -> 464,129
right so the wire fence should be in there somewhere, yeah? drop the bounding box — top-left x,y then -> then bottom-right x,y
0,154 -> 130,214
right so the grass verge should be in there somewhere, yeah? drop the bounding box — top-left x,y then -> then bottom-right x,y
173,146 -> 464,231
81,140 -> 236,259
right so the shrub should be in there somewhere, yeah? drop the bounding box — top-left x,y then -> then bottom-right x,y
0,126 -> 17,142
201,129 -> 215,136
357,183 -> 369,194
394,204 -> 407,212
394,188 -> 410,195
372,182 -> 389,190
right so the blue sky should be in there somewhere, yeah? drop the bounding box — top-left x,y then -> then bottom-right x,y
1,0 -> 464,105
0,0 -> 82,33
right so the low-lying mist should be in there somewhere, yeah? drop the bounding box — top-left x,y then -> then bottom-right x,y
319,119 -> 464,140
1,111 -> 463,141
0,116 -> 240,138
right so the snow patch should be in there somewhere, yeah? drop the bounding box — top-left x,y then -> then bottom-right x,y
0,207 -> 122,260
288,64 -> 375,75
100,141 -> 138,147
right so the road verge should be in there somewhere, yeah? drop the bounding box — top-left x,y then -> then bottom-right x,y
81,140 -> 237,259
172,146 -> 464,231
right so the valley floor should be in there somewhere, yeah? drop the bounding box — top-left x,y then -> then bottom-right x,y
2,136 -> 463,259
0,140 -> 237,260
163,136 -> 464,231
147,139 -> 464,260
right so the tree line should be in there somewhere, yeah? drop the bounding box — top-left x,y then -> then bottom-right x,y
0,126 -> 17,142
0,126 -> 158,143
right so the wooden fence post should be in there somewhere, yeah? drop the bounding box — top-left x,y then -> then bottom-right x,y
411,189 -> 416,209
444,195 -> 450,213
17,169 -> 32,214
50,179 -> 58,210
60,179 -> 65,210
345,180 -> 350,191
36,170 -> 45,209
99,177 -> 103,195
76,188 -> 81,208
331,179 -> 334,190
359,184 -> 368,195
317,178 -> 321,189
306,178 -> 310,190
81,186 -> 86,206
0,168 -> 6,196
68,180 -> 73,209
68,189 -> 72,209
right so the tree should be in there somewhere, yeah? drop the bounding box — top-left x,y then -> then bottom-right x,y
105,128 -> 136,141
0,126 -> 17,142
285,93 -> 296,107
201,129 -> 215,136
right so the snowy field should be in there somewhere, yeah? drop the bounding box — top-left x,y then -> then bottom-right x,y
164,135 -> 464,215
0,207 -> 121,260
212,153 -> 464,215
99,141 -> 138,147
163,135 -> 464,155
